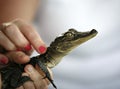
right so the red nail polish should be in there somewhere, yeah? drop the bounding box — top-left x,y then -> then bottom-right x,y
24,44 -> 32,51
39,46 -> 46,54
0,58 -> 8,64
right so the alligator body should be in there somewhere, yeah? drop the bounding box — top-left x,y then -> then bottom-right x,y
0,29 -> 98,89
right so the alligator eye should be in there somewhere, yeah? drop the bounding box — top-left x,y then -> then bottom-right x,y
65,32 -> 74,38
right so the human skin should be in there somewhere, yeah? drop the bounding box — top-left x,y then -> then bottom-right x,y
0,0 -> 52,89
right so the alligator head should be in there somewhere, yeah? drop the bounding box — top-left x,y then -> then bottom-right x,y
50,29 -> 98,54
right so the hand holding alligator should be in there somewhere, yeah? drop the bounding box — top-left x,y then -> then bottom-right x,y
0,64 -> 52,89
0,23 -> 98,89
16,65 -> 52,89
0,19 -> 51,89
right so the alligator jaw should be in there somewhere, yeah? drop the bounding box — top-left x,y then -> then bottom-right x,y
72,29 -> 98,46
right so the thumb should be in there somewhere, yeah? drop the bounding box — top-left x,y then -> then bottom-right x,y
6,51 -> 30,64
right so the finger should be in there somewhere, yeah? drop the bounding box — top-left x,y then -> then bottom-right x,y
35,65 -> 52,85
24,65 -> 48,89
23,81 -> 35,89
0,53 -> 8,65
6,51 -> 30,64
0,31 -> 16,51
24,47 -> 34,56
22,73 -> 35,89
2,23 -> 32,51
13,19 -> 47,54
16,86 -> 24,89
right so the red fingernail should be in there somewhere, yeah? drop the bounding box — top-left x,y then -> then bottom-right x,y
39,46 -> 46,54
0,58 -> 8,64
24,44 -> 32,51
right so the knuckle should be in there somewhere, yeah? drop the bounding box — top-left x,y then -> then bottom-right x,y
1,22 -> 12,30
4,24 -> 16,32
12,18 -> 30,28
12,18 -> 24,23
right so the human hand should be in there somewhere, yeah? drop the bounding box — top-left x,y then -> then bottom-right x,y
0,19 -> 50,89
0,64 -> 52,89
0,19 -> 47,65
22,65 -> 52,89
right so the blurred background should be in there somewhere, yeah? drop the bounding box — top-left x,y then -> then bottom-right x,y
33,0 -> 120,89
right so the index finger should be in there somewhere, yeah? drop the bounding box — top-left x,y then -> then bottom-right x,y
13,19 -> 47,54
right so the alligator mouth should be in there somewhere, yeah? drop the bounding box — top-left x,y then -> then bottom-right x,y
77,29 -> 98,38
72,29 -> 98,45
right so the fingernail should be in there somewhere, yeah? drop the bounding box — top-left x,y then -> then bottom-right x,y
27,65 -> 33,73
38,46 -> 46,54
24,44 -> 32,51
0,58 -> 8,64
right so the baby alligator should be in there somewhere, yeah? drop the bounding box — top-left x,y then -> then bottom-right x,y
0,29 -> 98,89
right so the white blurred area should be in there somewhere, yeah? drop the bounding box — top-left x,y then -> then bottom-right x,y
33,0 -> 120,89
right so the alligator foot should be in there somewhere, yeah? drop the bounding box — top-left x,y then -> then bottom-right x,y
29,58 -> 57,89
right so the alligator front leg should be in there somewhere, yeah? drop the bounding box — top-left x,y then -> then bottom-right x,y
29,57 -> 57,89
